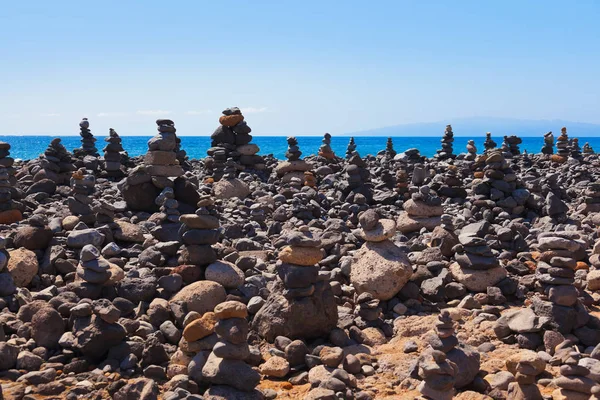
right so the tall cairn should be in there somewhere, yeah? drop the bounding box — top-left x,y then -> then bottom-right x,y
435,125 -> 455,160
317,133 -> 336,160
541,131 -> 554,155
570,137 -> 582,160
0,142 -> 21,223
274,137 -> 312,185
68,167 -> 96,225
385,137 -> 397,159
178,194 -> 220,267
465,140 -> 477,161
74,118 -> 99,158
346,137 -> 357,159
484,132 -> 497,153
146,119 -> 184,179
555,127 -> 570,162
34,138 -> 75,191
102,128 -> 126,177
505,351 -> 545,400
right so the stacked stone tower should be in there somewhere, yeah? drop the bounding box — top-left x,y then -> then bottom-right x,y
74,118 -> 99,158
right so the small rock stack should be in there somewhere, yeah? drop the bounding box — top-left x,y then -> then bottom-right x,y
505,351 -> 545,400
154,187 -> 180,224
103,128 -> 125,177
551,350 -> 599,399
466,140 -> 477,160
533,232 -> 589,335
0,142 -> 21,223
395,164 -> 409,197
570,137 -> 582,160
435,125 -> 455,160
317,133 -> 335,160
412,347 -> 458,400
397,185 -> 443,234
73,118 -> 99,158
68,167 -> 96,225
583,142 -> 595,155
437,164 -> 467,199
484,132 -> 497,152
208,107 -> 264,175
0,236 -> 13,297
76,244 -> 123,286
35,138 -> 76,189
178,195 -> 220,267
342,152 -> 372,202
346,137 -> 357,159
145,119 -> 184,179
577,182 -> 600,214
384,137 -> 397,159
450,223 -> 506,292
201,301 -> 261,396
277,226 -> 322,299
430,214 -> 459,258
504,135 -> 522,156
274,137 -> 312,184
541,131 -> 554,155
555,127 -> 570,161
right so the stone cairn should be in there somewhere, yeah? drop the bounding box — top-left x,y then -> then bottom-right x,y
145,119 -> 184,180
68,167 -> 96,225
555,127 -> 570,161
208,107 -> 263,179
0,142 -> 21,223
583,142 -> 595,155
73,118 -> 99,158
0,236 -> 11,295
578,182 -> 600,214
484,132 -> 497,153
317,133 -> 336,160
504,135 -> 522,156
35,138 -> 76,189
505,351 -> 545,400
103,128 -> 125,177
465,140 -> 477,161
435,125 -> 455,160
550,348 -> 600,399
342,152 -> 372,203
570,137 -> 582,160
541,131 -> 554,155
76,244 -> 123,286
532,232 -> 589,335
178,194 -> 220,267
397,185 -> 443,234
385,137 -> 397,159
395,163 -> 409,197
346,137 -> 357,159
154,187 -> 179,224
201,301 -> 261,396
413,347 -> 458,400
274,137 -> 312,185
437,164 -> 467,199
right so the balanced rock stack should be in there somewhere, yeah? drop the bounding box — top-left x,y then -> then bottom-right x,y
411,346 -> 458,400
178,194 -> 220,267
73,118 -> 99,158
154,187 -> 180,224
201,301 -> 261,397
351,209 -> 412,300
430,214 -> 459,257
213,157 -> 251,199
505,351 -> 545,400
34,138 -> 76,191
346,137 -> 357,159
208,107 -> 264,174
253,226 -> 338,341
274,137 -> 312,184
437,164 -> 467,199
583,142 -> 595,155
570,137 -> 582,160
555,127 -> 570,161
450,222 -> 506,292
552,348 -> 600,399
504,135 -> 522,156
341,152 -> 372,202
317,133 -> 336,160
0,142 -> 21,223
435,124 -> 455,160
484,132 -> 497,153
397,185 -> 443,234
532,232 -> 589,335
68,167 -> 96,225
145,119 -> 184,179
0,236 -> 13,296
577,182 -> 600,214
541,131 -> 554,155
384,137 -> 397,159
103,128 -> 125,177
76,244 -> 123,286
395,164 -> 409,197
465,140 -> 477,160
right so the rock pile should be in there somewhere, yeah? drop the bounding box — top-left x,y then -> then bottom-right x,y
33,138 -> 75,193
0,142 -> 21,223
583,142 -> 594,155
551,348 -> 599,399
201,301 -> 261,396
570,137 -> 582,160
67,167 -> 96,225
76,244 -> 123,286
73,118 -> 99,158
103,128 -> 126,177
274,137 -> 312,186
412,347 -> 458,400
504,135 -> 522,156
351,209 -> 412,300
437,164 -> 467,199
577,182 -> 600,214
541,131 -> 554,155
341,152 -> 372,202
253,226 -> 338,341
505,351 -> 545,400
555,127 -> 570,161
484,132 -> 497,152
466,140 -> 477,160
397,185 -> 443,234
145,119 -> 184,179
346,137 -> 357,159
318,133 -> 336,160
435,124 -> 455,160
154,187 -> 180,224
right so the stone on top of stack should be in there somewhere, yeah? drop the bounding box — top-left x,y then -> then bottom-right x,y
541,131 -> 554,155
102,128 -> 125,177
435,124 -> 455,160
397,185 -> 443,234
73,118 -> 99,158
317,132 -> 336,160
484,132 -> 497,153
0,142 -> 22,223
145,119 -> 184,179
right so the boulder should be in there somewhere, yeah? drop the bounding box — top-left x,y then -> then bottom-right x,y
449,263 -> 507,292
7,248 -> 38,287
169,281 -> 227,314
213,179 -> 250,200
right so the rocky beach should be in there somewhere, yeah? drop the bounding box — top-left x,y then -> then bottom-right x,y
1,115 -> 600,400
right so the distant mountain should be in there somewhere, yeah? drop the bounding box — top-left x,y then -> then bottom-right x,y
347,117 -> 600,137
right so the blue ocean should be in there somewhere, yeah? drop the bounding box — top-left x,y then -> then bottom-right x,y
2,135 -> 600,161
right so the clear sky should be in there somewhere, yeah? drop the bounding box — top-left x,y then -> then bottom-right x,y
1,1 -> 599,136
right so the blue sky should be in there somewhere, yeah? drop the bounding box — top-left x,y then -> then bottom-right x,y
1,1 -> 600,136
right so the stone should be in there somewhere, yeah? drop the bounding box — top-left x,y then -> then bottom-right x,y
259,356 -> 290,378
7,248 -> 38,287
279,245 -> 323,266
449,263 -> 507,292
205,260 -> 245,289
170,281 -> 227,314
